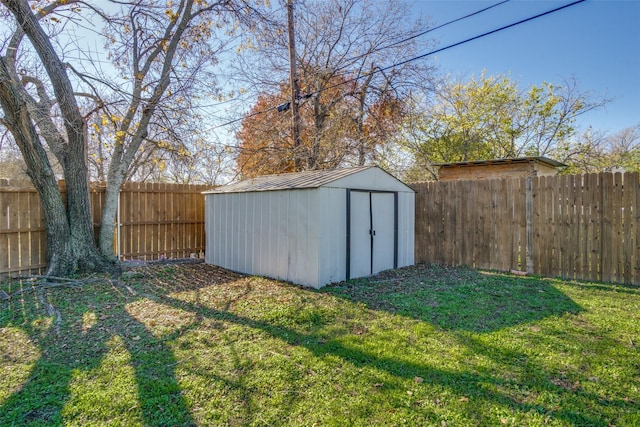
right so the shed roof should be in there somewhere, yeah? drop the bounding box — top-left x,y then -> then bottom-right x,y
204,166 -> 376,194
434,156 -> 566,168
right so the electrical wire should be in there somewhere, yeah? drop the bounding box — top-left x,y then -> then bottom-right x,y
334,0 -> 511,72
204,0 -> 586,133
200,0 -> 512,122
377,0 -> 585,76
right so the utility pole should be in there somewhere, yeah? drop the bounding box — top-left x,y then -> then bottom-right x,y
287,0 -> 303,171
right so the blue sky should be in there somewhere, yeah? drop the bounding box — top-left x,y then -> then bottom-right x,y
411,0 -> 640,133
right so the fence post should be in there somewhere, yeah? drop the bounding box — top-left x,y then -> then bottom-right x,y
526,176 -> 534,274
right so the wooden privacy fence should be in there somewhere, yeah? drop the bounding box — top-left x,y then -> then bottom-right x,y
1,180 -> 209,276
412,172 -> 640,286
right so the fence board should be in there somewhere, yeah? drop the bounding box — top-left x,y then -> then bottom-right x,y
560,174 -> 570,278
515,177 -> 526,272
412,171 -> 639,286
538,176 -> 550,276
497,179 -> 509,271
432,182 -> 443,263
612,173 -> 623,282
622,173 -> 634,284
462,180 -> 473,267
467,181 -> 475,266
8,192 -> 20,274
18,192 -> 30,272
591,173 -> 602,281
1,192 -> 11,273
601,173 -> 613,283
532,176 -> 542,274
631,173 -> 640,284
572,174 -> 582,279
545,175 -> 556,277
1,181 -> 208,276
565,175 -> 575,279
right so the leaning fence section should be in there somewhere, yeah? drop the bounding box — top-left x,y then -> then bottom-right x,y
0,180 -> 209,276
412,172 -> 640,286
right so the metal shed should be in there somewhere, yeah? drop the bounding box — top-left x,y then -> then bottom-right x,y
203,166 -> 415,288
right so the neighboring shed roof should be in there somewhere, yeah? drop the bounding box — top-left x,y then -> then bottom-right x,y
434,156 -> 566,168
204,166 -> 374,194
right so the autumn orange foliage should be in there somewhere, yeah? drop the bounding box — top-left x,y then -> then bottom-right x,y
235,77 -> 405,178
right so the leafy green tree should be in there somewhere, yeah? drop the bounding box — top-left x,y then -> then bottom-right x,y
400,73 -> 606,179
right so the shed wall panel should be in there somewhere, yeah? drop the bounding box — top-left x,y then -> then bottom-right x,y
205,189 -> 321,287
286,189 -> 320,286
318,188 -> 347,286
273,191 -> 288,280
325,167 -> 414,192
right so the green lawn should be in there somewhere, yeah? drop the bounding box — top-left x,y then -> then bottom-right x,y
1,263 -> 639,426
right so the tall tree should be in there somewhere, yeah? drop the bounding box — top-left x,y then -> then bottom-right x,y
1,0 -> 115,275
400,73 -> 607,180
602,124 -> 640,172
560,124 -> 640,173
234,0 -> 434,176
0,0 -> 255,275
235,77 -> 406,178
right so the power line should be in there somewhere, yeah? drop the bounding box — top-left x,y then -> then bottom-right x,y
379,0 -> 586,75
335,0 -> 511,71
205,0 -> 586,133
181,2 -> 510,113
202,0 -> 512,130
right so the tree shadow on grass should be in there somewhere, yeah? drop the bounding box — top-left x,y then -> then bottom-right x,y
322,264 -> 584,332
1,263 -> 631,426
150,290 -> 625,426
0,278 -> 197,426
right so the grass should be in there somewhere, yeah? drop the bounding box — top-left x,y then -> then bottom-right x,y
1,262 -> 639,426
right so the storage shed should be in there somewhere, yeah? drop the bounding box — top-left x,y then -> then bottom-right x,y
204,166 -> 415,288
436,156 -> 566,181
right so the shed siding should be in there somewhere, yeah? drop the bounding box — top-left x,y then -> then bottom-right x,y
287,189 -> 320,286
317,187 -> 347,286
205,189 -> 321,287
326,167 -> 413,192
532,162 -> 559,177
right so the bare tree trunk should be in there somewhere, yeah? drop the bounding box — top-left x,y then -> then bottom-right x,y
0,58 -> 73,275
2,0 -> 117,276
98,0 -> 195,258
356,71 -> 375,166
309,94 -> 325,170
99,164 -> 127,260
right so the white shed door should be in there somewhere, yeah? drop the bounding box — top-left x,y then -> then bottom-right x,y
349,191 -> 395,279
371,192 -> 395,274
349,191 -> 372,279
